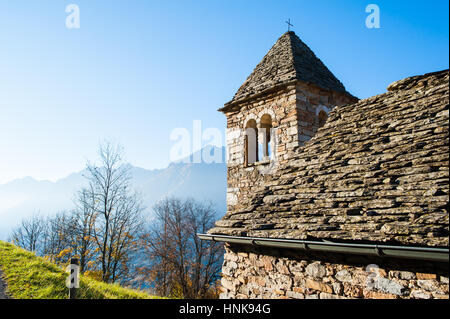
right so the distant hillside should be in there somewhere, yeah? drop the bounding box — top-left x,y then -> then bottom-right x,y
0,241 -> 158,299
0,146 -> 227,239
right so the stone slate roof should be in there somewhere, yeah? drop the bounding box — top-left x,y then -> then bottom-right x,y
209,70 -> 450,247
228,31 -> 351,105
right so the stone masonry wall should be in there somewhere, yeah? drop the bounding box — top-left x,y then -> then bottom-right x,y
220,244 -> 449,299
211,70 -> 449,244
294,81 -> 356,145
224,81 -> 355,211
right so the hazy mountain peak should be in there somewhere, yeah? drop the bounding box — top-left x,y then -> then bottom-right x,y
0,147 -> 226,239
172,145 -> 226,165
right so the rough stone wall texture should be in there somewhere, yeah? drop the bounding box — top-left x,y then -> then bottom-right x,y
213,30 -> 448,299
220,244 -> 449,299
222,31 -> 356,210
224,82 -> 354,210
211,70 -> 449,247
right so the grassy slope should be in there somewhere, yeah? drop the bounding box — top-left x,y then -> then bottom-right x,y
0,241 -> 158,299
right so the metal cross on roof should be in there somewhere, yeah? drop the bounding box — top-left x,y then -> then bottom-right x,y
286,19 -> 293,32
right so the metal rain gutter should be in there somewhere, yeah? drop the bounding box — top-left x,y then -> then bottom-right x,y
197,233 -> 449,263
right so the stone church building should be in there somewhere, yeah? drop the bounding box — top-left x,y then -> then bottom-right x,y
199,31 -> 449,299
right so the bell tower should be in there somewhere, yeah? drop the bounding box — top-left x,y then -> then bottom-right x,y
220,31 -> 358,211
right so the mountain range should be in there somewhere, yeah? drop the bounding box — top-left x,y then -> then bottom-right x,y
0,146 -> 227,240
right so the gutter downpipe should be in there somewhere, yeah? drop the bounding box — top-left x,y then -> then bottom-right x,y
197,234 -> 449,263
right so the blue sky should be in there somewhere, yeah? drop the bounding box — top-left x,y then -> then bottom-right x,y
0,0 -> 448,184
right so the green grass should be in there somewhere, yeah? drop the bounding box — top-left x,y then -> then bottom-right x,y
0,241 -> 160,299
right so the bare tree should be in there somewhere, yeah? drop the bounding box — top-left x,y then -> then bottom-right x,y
8,142 -> 144,284
41,212 -> 74,264
141,198 -> 223,298
139,200 -> 174,296
9,213 -> 46,253
10,209 -> 95,270
10,211 -> 75,263
83,141 -> 145,283
185,201 -> 224,297
72,188 -> 97,273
